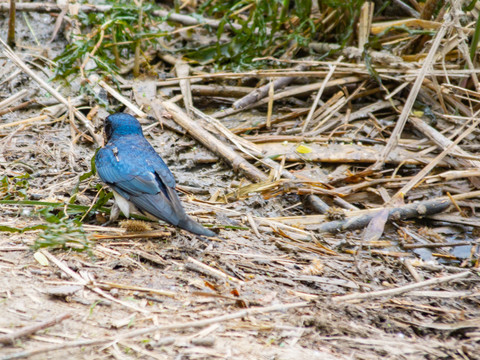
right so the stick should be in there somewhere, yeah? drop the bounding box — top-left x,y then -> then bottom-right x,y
1,302 -> 309,360
391,113 -> 480,201
0,3 -> 243,31
0,115 -> 48,130
0,313 -> 71,345
97,281 -> 176,298
7,0 -> 15,48
302,57 -> 342,132
185,256 -> 245,285
40,250 -> 150,314
403,259 -> 423,282
0,99 -> 35,116
0,38 -> 102,145
190,107 -> 331,212
133,0 -> 143,78
392,0 -> 420,17
409,116 -> 480,169
212,76 -> 362,118
375,15 -> 450,169
402,241 -> 480,249
97,78 -> 146,118
161,100 -> 268,182
333,271 -> 471,302
176,62 -> 193,116
306,198 -> 451,233
0,89 -> 29,110
92,230 -> 171,240
233,64 -> 309,110
358,1 -> 374,49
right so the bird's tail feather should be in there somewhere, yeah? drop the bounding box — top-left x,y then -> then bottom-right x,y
178,217 -> 216,237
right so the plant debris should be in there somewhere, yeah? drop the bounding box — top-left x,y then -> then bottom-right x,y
1,1 -> 480,359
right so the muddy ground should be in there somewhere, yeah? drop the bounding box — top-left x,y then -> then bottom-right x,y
1,5 -> 480,360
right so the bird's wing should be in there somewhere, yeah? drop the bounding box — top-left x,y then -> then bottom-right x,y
147,154 -> 176,189
96,147 -> 156,196
95,144 -> 186,225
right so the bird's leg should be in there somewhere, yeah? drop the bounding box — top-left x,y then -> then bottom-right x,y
110,202 -> 121,222
102,191 -> 134,226
112,190 -> 131,218
101,202 -> 120,227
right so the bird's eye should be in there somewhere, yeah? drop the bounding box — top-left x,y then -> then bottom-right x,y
105,122 -> 113,140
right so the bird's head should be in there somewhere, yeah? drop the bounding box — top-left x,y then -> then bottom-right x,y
104,113 -> 144,141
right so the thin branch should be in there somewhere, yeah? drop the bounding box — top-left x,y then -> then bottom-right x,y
333,271 -> 471,302
375,14 -> 450,169
0,37 -> 102,146
0,313 -> 71,345
1,302 -> 309,360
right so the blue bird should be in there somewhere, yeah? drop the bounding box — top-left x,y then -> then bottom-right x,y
95,113 -> 215,237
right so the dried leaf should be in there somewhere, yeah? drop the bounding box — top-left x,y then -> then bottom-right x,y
34,251 -> 49,266
301,259 -> 324,275
363,208 -> 389,242
296,144 -> 312,154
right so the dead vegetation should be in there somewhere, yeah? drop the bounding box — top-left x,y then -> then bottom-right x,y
1,0 -> 480,359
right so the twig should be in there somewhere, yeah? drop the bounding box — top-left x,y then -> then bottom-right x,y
402,241 -> 480,249
190,108 -> 331,213
79,28 -> 105,79
0,3 -> 243,31
1,302 -> 309,360
392,0 -> 420,17
403,259 -> 424,282
191,107 -> 263,157
302,56 -> 343,132
0,89 -> 29,110
0,246 -> 29,251
246,213 -> 261,237
358,2 -> 374,50
47,4 -> 68,44
160,100 -> 268,182
307,198 -> 451,233
186,256 -> 245,285
254,141 -> 443,166
232,63 -> 309,110
96,281 -> 176,298
375,14 -> 450,169
96,77 -> 146,118
333,271 -> 471,302
450,0 -> 480,92
409,116 -> 480,169
40,250 -> 150,314
266,79 -> 274,129
0,313 -> 71,345
153,9 -> 243,32
0,115 -> 48,130
133,0 -> 143,78
391,112 -> 480,202
0,99 -> 36,116
7,0 -> 15,48
92,230 -> 171,240
308,191 -> 480,233
176,62 -> 193,116
212,76 -> 362,118
0,37 -> 102,145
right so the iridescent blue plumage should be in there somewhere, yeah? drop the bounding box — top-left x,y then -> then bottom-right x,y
95,113 -> 215,237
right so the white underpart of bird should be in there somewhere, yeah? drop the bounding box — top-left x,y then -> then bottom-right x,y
112,190 -> 132,218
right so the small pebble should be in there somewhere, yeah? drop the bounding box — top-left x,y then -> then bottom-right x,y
191,337 -> 215,347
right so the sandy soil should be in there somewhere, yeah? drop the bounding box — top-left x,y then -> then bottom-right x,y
1,6 -> 480,360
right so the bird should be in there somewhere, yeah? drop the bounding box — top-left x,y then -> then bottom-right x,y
95,113 -> 215,237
